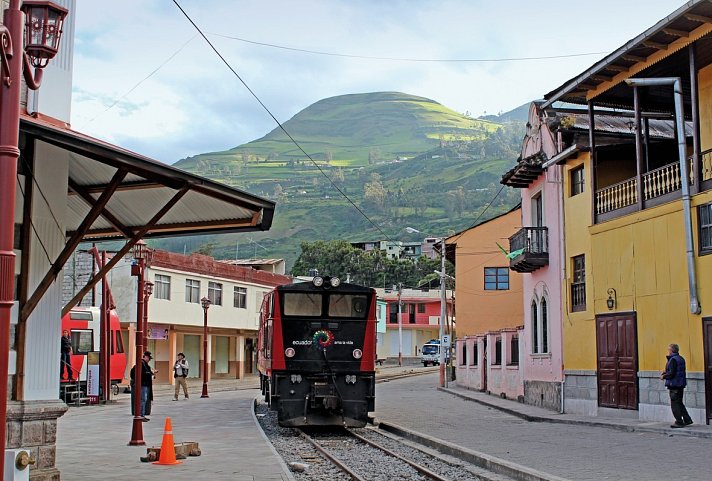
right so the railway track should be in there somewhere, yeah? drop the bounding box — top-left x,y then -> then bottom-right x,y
296,426 -> 483,481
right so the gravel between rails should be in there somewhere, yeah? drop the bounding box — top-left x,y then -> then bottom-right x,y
255,401 -> 485,481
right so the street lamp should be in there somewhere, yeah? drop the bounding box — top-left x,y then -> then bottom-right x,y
201,296 -> 211,398
143,281 -> 154,348
129,240 -> 148,446
406,227 -> 448,388
0,0 -> 68,470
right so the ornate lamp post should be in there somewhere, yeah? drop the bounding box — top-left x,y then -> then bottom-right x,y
0,0 -> 68,472
201,296 -> 211,398
143,281 -> 154,348
129,240 -> 148,445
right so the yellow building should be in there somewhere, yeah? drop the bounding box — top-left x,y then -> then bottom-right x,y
541,2 -> 712,423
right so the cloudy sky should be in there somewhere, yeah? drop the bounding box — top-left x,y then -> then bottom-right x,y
70,0 -> 687,165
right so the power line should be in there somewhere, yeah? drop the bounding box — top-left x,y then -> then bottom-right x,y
172,0 -> 397,244
77,34 -> 197,129
210,32 -> 608,63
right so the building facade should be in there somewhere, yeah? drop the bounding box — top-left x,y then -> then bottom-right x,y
112,250 -> 292,385
446,207 -> 525,400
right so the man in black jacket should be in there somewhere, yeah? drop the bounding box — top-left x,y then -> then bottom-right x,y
130,351 -> 154,421
661,343 -> 693,428
60,330 -> 73,381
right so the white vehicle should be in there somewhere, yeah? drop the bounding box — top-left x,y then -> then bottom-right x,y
421,341 -> 449,366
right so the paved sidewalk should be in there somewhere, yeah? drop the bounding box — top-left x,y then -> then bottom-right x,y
56,388 -> 293,481
442,383 -> 712,439
374,373 -> 711,481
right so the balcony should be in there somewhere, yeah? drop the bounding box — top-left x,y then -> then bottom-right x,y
508,227 -> 549,273
595,148 -> 712,222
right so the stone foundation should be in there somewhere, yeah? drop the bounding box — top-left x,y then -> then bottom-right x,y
524,380 -> 562,412
6,400 -> 68,481
638,371 -> 706,424
563,370 -> 598,416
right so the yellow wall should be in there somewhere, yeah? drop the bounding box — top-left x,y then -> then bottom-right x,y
449,209 -> 524,336
699,63 -> 712,152
562,154 -> 596,370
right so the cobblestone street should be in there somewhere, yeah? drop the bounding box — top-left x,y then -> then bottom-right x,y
375,374 -> 711,481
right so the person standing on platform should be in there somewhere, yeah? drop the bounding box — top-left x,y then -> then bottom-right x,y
661,343 -> 693,428
60,330 -> 73,381
130,351 -> 154,421
173,352 -> 190,400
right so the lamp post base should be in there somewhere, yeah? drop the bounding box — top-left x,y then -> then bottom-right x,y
129,416 -> 145,446
201,383 -> 209,398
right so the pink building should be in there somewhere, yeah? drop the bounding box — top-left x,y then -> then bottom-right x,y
501,102 -> 565,411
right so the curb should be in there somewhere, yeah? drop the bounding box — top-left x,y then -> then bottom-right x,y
439,387 -> 712,440
376,420 -> 570,481
251,397 -> 297,481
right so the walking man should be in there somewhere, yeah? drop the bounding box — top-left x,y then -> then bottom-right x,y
661,343 -> 693,428
173,352 -> 190,400
60,330 -> 73,381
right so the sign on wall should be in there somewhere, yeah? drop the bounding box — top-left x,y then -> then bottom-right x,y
147,324 -> 169,340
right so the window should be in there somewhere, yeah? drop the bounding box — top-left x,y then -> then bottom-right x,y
154,274 -> 171,300
208,281 -> 223,306
234,286 -> 247,309
541,298 -> 549,353
509,336 -> 519,365
531,300 -> 539,353
71,330 -> 94,354
493,337 -> 502,365
699,203 -> 712,255
571,255 -> 586,312
532,192 -> 543,226
460,344 -> 467,366
471,343 -> 478,366
484,267 -> 509,290
417,303 -> 425,313
571,166 -> 585,196
282,292 -> 321,317
328,294 -> 369,319
185,279 -> 200,303
389,302 -> 398,323
115,331 -> 124,354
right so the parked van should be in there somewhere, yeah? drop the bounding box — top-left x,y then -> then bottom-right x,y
421,341 -> 449,366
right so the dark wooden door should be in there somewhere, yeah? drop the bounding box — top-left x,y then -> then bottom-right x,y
596,313 -> 638,410
703,318 -> 712,424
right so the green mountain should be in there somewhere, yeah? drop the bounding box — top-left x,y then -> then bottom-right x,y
166,92 -> 524,270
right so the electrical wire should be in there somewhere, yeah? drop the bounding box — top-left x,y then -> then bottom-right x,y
172,0 -> 397,245
77,34 -> 197,130
15,176 -> 53,265
210,32 -> 608,63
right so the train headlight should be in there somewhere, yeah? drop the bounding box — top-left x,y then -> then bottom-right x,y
352,349 -> 363,359
330,277 -> 341,287
345,375 -> 357,384
290,374 -> 302,384
312,276 -> 324,287
285,348 -> 295,358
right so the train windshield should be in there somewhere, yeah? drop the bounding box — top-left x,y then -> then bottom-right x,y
328,295 -> 369,319
282,293 -> 322,317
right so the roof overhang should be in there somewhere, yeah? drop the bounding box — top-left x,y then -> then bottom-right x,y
542,0 -> 712,111
20,115 -> 275,241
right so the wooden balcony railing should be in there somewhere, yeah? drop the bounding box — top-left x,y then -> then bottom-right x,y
642,162 -> 682,200
508,227 -> 548,273
596,177 -> 637,215
701,148 -> 712,182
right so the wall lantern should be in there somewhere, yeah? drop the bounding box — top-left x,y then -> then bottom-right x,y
606,288 -> 617,310
21,1 -> 69,68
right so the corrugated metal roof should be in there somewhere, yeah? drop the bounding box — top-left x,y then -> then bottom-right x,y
21,114 -> 275,241
543,0 -> 712,109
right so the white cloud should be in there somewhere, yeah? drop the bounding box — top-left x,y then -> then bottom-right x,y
70,0 -> 688,164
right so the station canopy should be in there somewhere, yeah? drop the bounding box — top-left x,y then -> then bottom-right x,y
21,114 -> 275,241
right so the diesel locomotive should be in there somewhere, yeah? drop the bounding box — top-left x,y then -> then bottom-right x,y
257,276 -> 377,427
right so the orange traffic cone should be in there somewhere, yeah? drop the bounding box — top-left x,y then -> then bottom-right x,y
153,417 -> 182,465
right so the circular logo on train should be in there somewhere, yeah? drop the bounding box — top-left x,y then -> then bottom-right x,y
312,329 -> 335,350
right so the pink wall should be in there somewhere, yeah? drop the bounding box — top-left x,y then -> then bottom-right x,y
519,172 -> 564,384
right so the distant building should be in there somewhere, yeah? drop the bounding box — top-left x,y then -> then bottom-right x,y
218,258 -> 286,275
351,240 -> 426,260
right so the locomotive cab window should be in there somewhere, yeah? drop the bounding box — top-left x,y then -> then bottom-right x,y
71,329 -> 94,354
328,294 -> 368,319
282,293 -> 322,317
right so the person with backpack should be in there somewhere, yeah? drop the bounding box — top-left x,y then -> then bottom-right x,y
173,352 -> 190,400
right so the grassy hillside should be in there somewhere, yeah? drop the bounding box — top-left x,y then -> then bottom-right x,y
164,92 -> 524,269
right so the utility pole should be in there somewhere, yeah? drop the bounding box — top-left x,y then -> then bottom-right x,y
397,283 -> 403,366
439,238 -> 446,388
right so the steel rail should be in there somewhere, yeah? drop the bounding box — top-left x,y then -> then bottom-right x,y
348,429 -> 452,481
297,429 -> 367,481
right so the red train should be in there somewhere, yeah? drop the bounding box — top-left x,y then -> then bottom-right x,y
61,307 -> 127,390
258,277 -> 377,427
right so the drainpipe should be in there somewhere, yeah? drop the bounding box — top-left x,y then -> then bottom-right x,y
625,77 -> 701,315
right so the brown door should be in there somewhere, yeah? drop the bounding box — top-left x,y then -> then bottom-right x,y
596,313 -> 638,410
703,318 -> 712,424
